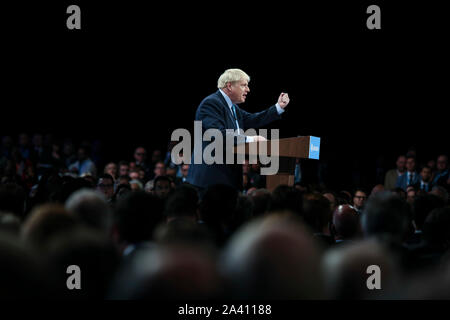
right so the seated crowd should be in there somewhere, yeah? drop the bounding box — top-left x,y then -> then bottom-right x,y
0,133 -> 449,299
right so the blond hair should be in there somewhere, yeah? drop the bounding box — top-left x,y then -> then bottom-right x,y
217,68 -> 250,89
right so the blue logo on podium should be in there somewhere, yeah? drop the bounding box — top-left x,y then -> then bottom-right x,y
309,136 -> 320,160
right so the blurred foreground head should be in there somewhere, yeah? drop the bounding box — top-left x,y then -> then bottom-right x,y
114,191 -> 165,245
332,204 -> 361,241
45,227 -> 120,299
0,232 -> 49,299
199,184 -> 239,246
21,203 -> 78,251
108,243 -> 222,299
361,191 -> 411,242
322,239 -> 400,299
65,188 -> 112,234
221,214 -> 323,299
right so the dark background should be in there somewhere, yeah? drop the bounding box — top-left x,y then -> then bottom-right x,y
2,1 -> 449,190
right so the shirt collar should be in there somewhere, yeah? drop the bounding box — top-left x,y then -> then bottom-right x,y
219,89 -> 233,109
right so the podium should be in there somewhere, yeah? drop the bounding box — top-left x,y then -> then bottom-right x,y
234,136 -> 321,192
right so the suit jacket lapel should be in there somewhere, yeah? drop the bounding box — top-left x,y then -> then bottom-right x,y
216,90 -> 237,129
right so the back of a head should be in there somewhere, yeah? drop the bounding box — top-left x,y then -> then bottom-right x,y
0,232 -> 49,299
200,184 -> 238,223
361,191 -> 411,241
337,190 -> 352,205
269,185 -> 303,215
302,192 -> 332,233
65,188 -> 112,233
0,212 -> 21,235
232,194 -> 254,231
371,184 -> 385,196
322,239 -> 400,299
430,186 -> 449,205
413,193 -> 445,231
108,243 -> 222,299
45,227 -> 120,299
249,189 -> 271,217
423,207 -> 450,248
198,184 -> 239,246
221,214 -> 323,299
115,191 -> 165,244
332,205 -> 360,240
165,185 -> 199,221
59,178 -> 93,203
154,218 -> 214,248
0,183 -> 26,220
21,203 -> 78,251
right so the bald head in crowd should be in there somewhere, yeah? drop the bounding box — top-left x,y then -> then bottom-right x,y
332,205 -> 360,241
371,184 -> 385,196
221,214 -> 323,299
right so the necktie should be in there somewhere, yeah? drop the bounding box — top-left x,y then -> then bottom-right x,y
409,173 -> 413,186
231,105 -> 240,132
231,105 -> 238,120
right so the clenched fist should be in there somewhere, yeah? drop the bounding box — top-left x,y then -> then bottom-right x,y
277,92 -> 290,109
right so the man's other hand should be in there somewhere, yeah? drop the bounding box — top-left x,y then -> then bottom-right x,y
253,135 -> 267,142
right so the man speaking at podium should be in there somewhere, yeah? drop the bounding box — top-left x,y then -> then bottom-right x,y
186,68 -> 290,193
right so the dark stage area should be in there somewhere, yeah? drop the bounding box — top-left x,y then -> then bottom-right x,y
3,1 -> 448,190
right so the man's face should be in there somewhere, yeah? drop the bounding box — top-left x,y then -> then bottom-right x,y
119,177 -> 130,186
155,180 -> 171,199
406,186 -> 416,199
129,171 -> 139,180
437,156 -> 448,171
353,191 -> 367,209
396,156 -> 406,172
97,178 -> 114,199
421,167 -> 432,182
227,79 -> 250,104
78,149 -> 87,161
105,163 -> 117,177
406,158 -> 416,172
119,164 -> 129,176
64,143 -> 74,155
181,164 -> 189,177
19,134 -> 29,146
32,134 -> 43,147
166,167 -> 177,177
152,150 -> 162,163
134,148 -> 147,163
154,163 -> 166,177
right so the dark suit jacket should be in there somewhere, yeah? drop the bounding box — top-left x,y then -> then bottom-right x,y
186,90 -> 281,190
413,180 -> 434,192
396,171 -> 420,191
